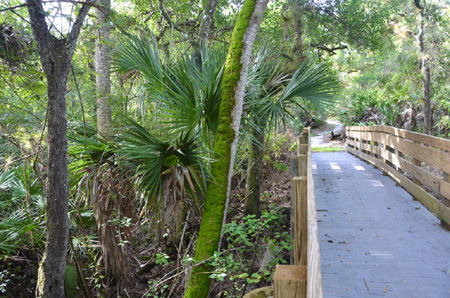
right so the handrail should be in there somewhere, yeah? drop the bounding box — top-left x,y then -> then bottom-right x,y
243,128 -> 323,298
273,127 -> 323,298
346,125 -> 450,229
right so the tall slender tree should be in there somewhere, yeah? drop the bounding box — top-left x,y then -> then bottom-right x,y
25,0 -> 93,296
244,53 -> 340,216
414,0 -> 432,134
291,0 -> 306,64
198,0 -> 220,43
96,0 -> 112,138
183,0 -> 269,297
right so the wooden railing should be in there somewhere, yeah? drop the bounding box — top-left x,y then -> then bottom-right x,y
273,127 -> 323,298
243,128 -> 323,298
346,125 -> 450,229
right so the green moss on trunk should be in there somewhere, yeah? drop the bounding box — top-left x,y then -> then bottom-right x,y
183,1 -> 259,297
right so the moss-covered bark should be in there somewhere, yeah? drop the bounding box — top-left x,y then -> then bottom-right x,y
183,0 -> 268,297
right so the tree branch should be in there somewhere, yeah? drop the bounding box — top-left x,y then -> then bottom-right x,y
157,0 -> 198,48
310,43 -> 348,55
0,3 -> 28,13
67,0 -> 95,60
0,0 -> 104,13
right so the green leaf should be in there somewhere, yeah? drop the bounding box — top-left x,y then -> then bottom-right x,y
30,82 -> 47,96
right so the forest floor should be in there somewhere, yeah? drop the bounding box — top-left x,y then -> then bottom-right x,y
1,121 -> 342,298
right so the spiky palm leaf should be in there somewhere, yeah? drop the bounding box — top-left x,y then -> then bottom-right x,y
68,130 -> 116,188
250,59 -> 340,128
0,201 -> 45,253
113,36 -> 225,146
118,120 -> 207,220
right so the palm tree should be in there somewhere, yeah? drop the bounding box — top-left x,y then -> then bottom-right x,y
112,35 -> 225,151
112,35 -> 227,239
244,47 -> 341,216
118,120 -> 207,234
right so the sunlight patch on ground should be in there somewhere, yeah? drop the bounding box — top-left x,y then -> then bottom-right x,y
370,180 -> 384,187
330,162 -> 341,172
351,163 -> 366,171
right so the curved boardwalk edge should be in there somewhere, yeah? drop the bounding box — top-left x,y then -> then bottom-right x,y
314,151 -> 450,297
346,125 -> 450,229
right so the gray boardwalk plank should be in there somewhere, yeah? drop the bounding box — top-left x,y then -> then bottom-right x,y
313,152 -> 450,298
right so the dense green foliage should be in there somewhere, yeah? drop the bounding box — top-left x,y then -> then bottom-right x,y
1,0 -> 450,296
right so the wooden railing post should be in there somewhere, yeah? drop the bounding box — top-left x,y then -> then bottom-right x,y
382,142 -> 391,176
411,140 -> 422,201
361,139 -> 367,155
297,129 -> 308,179
289,157 -> 299,264
293,177 -> 308,266
373,141 -> 379,159
273,126 -> 322,298
412,158 -> 422,201
274,265 -> 307,298
442,173 -> 450,230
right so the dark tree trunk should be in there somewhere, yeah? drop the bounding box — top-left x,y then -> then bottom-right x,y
198,0 -> 220,43
291,0 -> 306,65
35,38 -> 71,297
26,0 -> 91,296
415,0 -> 432,135
244,116 -> 268,217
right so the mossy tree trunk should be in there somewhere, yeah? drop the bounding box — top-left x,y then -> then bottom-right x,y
183,0 -> 268,297
27,0 -> 92,296
244,116 -> 268,217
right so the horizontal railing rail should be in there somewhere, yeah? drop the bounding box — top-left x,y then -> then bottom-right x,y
346,125 -> 450,229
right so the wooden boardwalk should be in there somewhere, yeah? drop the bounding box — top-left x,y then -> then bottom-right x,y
313,152 -> 450,298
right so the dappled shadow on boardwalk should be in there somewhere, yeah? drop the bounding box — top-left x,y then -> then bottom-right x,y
313,152 -> 450,298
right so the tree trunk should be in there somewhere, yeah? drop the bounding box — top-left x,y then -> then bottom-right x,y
415,0 -> 431,135
183,0 -> 268,297
198,0 -> 220,43
291,0 -> 306,65
244,116 -> 268,217
35,40 -> 71,298
26,0 -> 91,296
95,0 -> 112,138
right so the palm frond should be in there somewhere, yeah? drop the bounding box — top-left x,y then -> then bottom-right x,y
118,120 -> 207,218
112,35 -> 164,93
0,208 -> 45,253
251,60 -> 341,128
278,60 -> 341,110
113,37 -> 226,144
